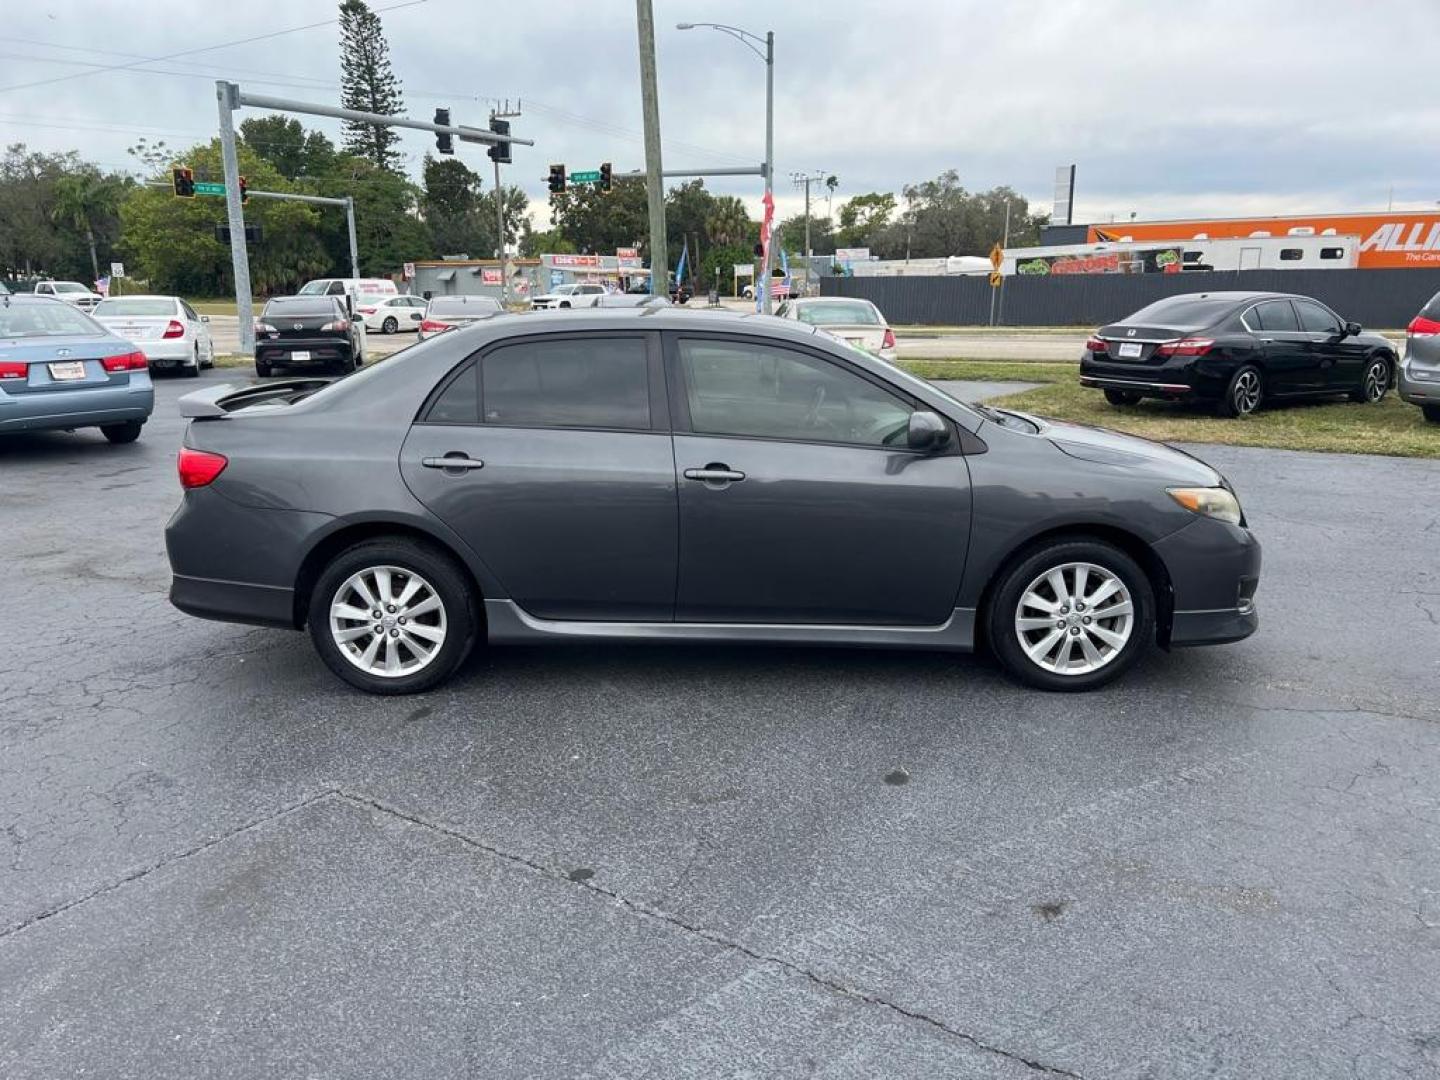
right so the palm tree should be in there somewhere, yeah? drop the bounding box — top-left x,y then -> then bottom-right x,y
705,196 -> 753,247
50,173 -> 122,283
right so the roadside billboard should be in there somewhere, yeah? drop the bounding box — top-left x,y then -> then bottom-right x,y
1015,247 -> 1182,275
1089,212 -> 1440,270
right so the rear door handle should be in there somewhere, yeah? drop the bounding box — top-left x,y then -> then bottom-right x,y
422,454 -> 485,471
683,465 -> 745,483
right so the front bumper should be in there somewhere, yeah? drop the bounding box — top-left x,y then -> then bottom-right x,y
1152,515 -> 1262,647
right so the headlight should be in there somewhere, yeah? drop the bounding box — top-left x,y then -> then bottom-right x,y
1167,486 -> 1242,525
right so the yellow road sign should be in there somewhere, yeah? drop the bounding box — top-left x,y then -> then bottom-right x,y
989,271 -> 1003,288
989,243 -> 1003,270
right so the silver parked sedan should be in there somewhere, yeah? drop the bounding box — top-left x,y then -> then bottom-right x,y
0,295 -> 154,443
1398,289 -> 1440,422
166,309 -> 1260,695
92,295 -> 215,377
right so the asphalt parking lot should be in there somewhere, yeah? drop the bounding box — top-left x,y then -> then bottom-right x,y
3,369 -> 1438,1079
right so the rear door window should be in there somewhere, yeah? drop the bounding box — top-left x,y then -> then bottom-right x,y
425,362 -> 479,424
481,336 -> 651,430
1250,300 -> 1300,333
1294,300 -> 1342,334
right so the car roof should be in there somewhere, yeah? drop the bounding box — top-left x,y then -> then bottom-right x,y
455,306 -> 823,345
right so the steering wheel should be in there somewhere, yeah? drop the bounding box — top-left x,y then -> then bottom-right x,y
803,383 -> 855,436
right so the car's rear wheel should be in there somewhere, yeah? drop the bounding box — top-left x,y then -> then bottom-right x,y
987,539 -> 1154,692
382,316 -> 398,334
1219,365 -> 1263,418
1351,356 -> 1391,403
185,344 -> 201,377
1423,404 -> 1440,423
1104,389 -> 1141,406
308,539 -> 478,694
100,420 -> 143,445
255,359 -> 272,378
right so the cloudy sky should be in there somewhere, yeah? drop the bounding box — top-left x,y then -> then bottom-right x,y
4,0 -> 1439,236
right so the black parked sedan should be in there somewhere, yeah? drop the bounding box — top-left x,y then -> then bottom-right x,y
254,295 -> 365,377
1080,292 -> 1397,417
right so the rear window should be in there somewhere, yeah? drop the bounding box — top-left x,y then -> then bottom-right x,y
94,298 -> 176,317
264,298 -> 337,317
1124,296 -> 1237,329
0,301 -> 104,338
795,301 -> 880,327
429,297 -> 502,318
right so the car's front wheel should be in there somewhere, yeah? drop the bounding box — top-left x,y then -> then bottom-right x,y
308,539 -> 478,694
1104,389 -> 1141,406
987,539 -> 1155,692
1423,404 -> 1440,424
381,316 -> 398,334
1351,356 -> 1391,403
100,420 -> 144,445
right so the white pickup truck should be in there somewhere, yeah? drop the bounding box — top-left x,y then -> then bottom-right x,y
34,280 -> 103,310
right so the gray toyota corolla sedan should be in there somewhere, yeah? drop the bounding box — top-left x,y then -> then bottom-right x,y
166,309 -> 1260,694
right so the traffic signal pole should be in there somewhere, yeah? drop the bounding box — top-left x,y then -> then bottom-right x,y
216,81 -> 253,352
635,0 -> 668,296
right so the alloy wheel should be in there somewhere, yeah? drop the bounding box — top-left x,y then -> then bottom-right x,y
328,565 -> 447,678
1364,360 -> 1388,402
1014,561 -> 1134,676
1232,370 -> 1261,414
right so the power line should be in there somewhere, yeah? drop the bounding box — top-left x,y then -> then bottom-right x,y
0,0 -> 431,94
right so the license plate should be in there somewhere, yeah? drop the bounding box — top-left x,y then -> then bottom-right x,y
290,350 -> 311,362
1117,342 -> 1143,359
48,361 -> 86,380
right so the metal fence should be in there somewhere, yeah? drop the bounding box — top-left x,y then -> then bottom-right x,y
821,267 -> 1440,328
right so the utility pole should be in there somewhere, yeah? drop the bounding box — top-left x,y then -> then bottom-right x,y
791,171 -> 828,292
635,0 -> 668,296
997,199 -> 1012,326
344,196 -> 359,280
491,99 -> 522,307
215,81 -> 253,353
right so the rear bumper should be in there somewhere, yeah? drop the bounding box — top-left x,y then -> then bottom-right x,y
1397,359 -> 1439,404
170,573 -> 295,629
255,337 -> 354,366
0,382 -> 154,432
139,340 -> 198,365
1080,354 -> 1230,399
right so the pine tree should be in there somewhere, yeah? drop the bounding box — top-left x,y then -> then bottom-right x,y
338,0 -> 406,173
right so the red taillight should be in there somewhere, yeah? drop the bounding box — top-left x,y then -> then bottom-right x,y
881,328 -> 896,349
0,361 -> 27,380
162,319 -> 185,339
320,319 -> 349,332
1407,315 -> 1440,339
1155,338 -> 1215,357
101,350 -> 149,372
177,447 -> 228,489
1085,335 -> 1108,354
419,319 -> 450,334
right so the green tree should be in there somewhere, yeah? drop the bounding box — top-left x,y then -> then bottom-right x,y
311,155 -> 428,274
240,115 -> 337,180
835,192 -> 896,250
705,195 -> 753,247
891,172 -> 1045,258
548,176 -> 649,255
479,184 -> 529,257
421,155 -> 484,256
50,171 -> 126,282
338,0 -> 406,172
776,212 -> 834,256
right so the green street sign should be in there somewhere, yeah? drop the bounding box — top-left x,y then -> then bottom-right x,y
194,181 -> 227,196
569,170 -> 601,184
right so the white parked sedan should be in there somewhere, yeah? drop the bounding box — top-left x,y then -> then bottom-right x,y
91,295 -> 215,376
356,293 -> 427,334
775,297 -> 897,362
531,282 -> 606,310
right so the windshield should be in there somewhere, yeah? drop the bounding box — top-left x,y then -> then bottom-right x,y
429,297 -> 501,318
0,301 -> 105,338
297,281 -> 329,295
796,301 -> 880,327
52,282 -> 89,295
554,284 -> 579,295
94,298 -> 176,317
1123,296 -> 1235,329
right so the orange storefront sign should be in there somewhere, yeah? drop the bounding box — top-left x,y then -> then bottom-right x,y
1088,213 -> 1440,269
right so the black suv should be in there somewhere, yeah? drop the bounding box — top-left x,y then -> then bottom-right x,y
1080,292 -> 1397,417
254,296 -> 365,377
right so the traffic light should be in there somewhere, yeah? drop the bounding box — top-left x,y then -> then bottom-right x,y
238,175 -> 248,205
172,166 -> 194,198
487,117 -> 511,164
434,108 -> 453,154
599,162 -> 612,193
547,164 -> 566,194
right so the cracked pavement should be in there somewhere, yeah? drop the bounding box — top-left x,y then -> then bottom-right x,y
2,370 -> 1438,1079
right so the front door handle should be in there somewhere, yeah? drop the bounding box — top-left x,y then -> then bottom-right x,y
422,453 -> 485,471
683,464 -> 746,483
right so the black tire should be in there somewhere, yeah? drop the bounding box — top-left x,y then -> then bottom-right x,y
1218,364 -> 1263,418
381,316 -> 398,334
1104,389 -> 1141,406
184,346 -> 201,377
1423,404 -> 1440,424
986,538 -> 1155,692
307,538 -> 478,695
100,420 -> 143,445
255,359 -> 272,378
1350,355 -> 1391,404
559,301 -> 571,309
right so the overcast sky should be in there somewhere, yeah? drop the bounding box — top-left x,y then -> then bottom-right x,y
4,0 -> 1439,239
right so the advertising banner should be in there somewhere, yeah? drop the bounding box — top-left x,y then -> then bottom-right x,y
1016,247 -> 1182,275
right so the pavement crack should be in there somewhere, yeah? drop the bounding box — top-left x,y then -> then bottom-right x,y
336,788 -> 1083,1078
0,788 -> 339,942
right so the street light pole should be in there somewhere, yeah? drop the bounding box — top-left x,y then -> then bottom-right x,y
637,0 -> 668,297
677,21 -> 774,312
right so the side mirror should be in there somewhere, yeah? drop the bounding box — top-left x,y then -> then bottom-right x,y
345,295 -> 355,316
1344,320 -> 1361,337
907,410 -> 950,452
200,314 -> 210,323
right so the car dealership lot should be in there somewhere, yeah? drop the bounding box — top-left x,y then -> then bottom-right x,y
2,371 -> 1438,1078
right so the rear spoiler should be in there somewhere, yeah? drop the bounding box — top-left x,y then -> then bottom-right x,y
178,378 -> 332,419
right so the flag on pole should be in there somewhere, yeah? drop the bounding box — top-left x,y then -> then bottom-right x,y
675,237 -> 688,292
780,247 -> 791,290
757,190 -> 775,311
